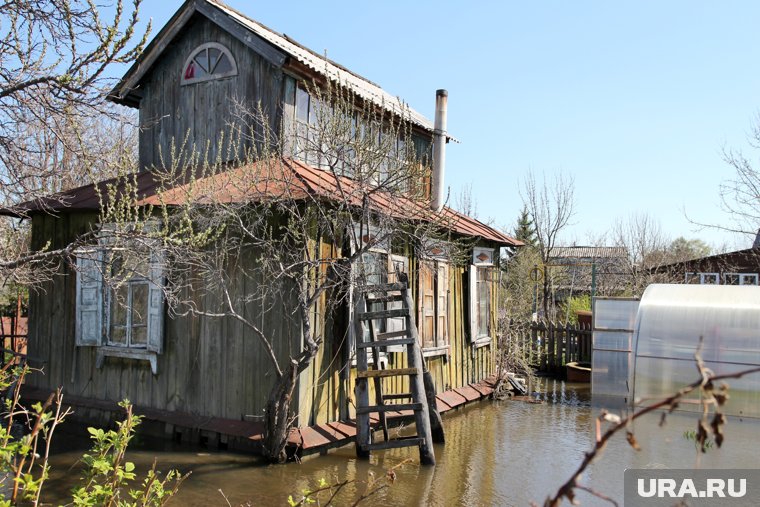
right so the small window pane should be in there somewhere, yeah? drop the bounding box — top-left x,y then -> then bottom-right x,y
296,87 -> 310,123
702,273 -> 719,285
214,53 -> 233,74
111,326 -> 127,346
742,274 -> 758,285
131,283 -> 149,326
725,274 -> 740,285
131,326 -> 148,347
111,285 -> 128,327
207,47 -> 221,71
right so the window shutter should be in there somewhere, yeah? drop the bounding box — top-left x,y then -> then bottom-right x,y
146,249 -> 166,354
436,262 -> 449,347
75,249 -> 104,346
469,265 -> 477,341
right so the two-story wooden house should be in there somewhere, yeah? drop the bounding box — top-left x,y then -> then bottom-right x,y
11,0 -> 520,453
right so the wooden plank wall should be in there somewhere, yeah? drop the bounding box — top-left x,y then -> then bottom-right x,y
297,240 -> 498,426
138,13 -> 282,170
27,213 -> 301,422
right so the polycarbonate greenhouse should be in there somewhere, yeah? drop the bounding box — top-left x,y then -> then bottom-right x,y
593,284 -> 760,418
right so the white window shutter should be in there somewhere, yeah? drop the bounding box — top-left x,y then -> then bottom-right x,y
75,249 -> 104,346
469,265 -> 477,341
146,249 -> 166,354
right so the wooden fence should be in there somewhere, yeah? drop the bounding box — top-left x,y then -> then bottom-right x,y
505,320 -> 592,377
1,315 -> 27,367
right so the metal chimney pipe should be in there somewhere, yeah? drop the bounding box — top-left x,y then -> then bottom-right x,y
431,89 -> 448,212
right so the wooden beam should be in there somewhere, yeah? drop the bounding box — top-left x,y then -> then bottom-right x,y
356,368 -> 417,379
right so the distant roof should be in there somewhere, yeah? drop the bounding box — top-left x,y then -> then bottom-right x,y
548,246 -> 628,260
4,158 -> 520,247
653,247 -> 760,274
110,0 -> 455,140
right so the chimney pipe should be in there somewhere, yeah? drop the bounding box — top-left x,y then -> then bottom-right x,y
431,89 -> 448,212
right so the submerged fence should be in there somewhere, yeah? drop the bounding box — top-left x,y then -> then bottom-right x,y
505,320 -> 592,376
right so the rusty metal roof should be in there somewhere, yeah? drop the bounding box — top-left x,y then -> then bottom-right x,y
5,159 -> 519,246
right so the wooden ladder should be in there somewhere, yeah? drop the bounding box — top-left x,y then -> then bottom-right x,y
352,273 -> 436,465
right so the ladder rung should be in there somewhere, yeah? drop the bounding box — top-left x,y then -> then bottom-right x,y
375,330 -> 409,340
365,294 -> 404,304
357,338 -> 415,349
358,283 -> 407,293
356,403 -> 422,415
358,308 -> 408,320
361,437 -> 423,451
356,367 -> 418,378
383,393 -> 413,400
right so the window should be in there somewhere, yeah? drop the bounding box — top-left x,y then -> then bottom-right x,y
470,247 -> 494,347
724,273 -> 759,285
181,43 -> 237,85
685,272 -> 720,285
75,238 -> 165,374
418,260 -> 449,356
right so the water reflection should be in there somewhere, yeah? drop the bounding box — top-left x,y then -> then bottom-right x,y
40,379 -> 760,506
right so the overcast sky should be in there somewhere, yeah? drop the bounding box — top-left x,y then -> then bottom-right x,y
128,1 -> 760,251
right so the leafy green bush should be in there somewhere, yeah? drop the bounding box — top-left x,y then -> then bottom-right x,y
0,366 -> 186,506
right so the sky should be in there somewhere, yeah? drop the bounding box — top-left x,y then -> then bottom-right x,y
123,1 -> 760,251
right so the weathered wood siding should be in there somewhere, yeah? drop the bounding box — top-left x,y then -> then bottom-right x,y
297,240 -> 498,426
27,213 -> 301,421
138,13 -> 283,170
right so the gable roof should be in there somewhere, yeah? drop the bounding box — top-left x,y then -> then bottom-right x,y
110,0 -> 453,139
4,159 -> 520,247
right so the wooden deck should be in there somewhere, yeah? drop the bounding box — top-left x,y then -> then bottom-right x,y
21,376 -> 497,458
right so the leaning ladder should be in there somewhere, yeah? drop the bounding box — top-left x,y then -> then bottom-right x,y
352,273 -> 436,465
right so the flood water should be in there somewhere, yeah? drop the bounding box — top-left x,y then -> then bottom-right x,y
40,379 -> 760,506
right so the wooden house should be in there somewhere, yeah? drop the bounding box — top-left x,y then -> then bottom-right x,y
8,0 -> 520,448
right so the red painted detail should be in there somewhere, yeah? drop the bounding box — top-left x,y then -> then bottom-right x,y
184,62 -> 195,79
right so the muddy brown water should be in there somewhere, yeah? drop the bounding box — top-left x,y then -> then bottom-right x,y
40,379 -> 760,506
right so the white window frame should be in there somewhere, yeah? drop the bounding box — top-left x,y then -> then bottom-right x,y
470,247 -> 495,348
180,42 -> 238,86
723,272 -> 759,285
74,232 -> 166,374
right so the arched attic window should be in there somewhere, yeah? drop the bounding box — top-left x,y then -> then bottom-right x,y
181,42 -> 238,85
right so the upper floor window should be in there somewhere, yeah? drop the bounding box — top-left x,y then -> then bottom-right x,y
181,43 -> 237,85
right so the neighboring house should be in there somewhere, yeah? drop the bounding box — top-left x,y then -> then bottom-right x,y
547,246 -> 629,299
656,247 -> 760,286
4,0 -> 520,443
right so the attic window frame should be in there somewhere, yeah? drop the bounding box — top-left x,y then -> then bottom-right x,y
181,42 -> 238,86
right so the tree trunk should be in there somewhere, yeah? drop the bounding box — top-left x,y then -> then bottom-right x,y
262,361 -> 299,463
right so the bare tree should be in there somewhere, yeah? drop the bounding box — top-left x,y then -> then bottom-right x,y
611,213 -> 672,296
0,1 -> 148,290
95,82 -> 462,463
520,170 -> 575,318
454,182 -> 478,219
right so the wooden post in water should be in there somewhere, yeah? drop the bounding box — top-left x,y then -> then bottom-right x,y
353,293 -> 370,459
401,282 -> 436,465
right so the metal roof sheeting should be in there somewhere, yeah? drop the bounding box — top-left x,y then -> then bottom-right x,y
548,246 -> 628,260
5,159 -> 519,246
207,0 -> 439,133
